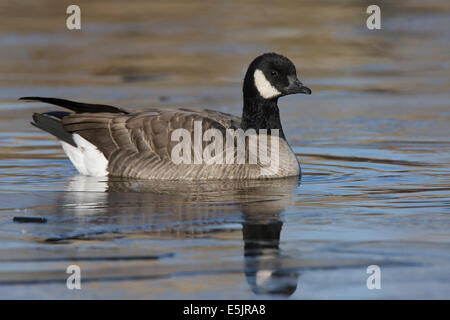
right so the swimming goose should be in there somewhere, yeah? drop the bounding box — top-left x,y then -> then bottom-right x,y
23,53 -> 311,180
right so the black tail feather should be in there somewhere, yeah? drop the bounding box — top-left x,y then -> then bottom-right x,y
20,97 -> 129,114
43,111 -> 71,119
31,113 -> 76,147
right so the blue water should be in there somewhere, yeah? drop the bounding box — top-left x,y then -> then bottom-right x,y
0,0 -> 449,299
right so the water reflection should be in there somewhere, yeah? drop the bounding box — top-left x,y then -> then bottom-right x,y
64,175 -> 300,296
242,205 -> 299,296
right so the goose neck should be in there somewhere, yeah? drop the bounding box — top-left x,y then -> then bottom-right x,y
241,96 -> 286,139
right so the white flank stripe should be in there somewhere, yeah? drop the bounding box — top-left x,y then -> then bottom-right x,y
254,69 -> 281,99
60,134 -> 108,177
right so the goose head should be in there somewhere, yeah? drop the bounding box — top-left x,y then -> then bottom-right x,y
243,53 -> 311,100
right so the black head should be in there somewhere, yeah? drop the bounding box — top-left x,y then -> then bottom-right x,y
243,53 -> 311,100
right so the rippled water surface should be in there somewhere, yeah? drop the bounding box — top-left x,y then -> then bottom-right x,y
0,0 -> 449,299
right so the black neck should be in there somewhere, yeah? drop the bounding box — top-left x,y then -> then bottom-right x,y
240,95 -> 286,140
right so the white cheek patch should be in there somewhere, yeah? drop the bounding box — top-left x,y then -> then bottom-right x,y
254,69 -> 281,99
60,133 -> 108,177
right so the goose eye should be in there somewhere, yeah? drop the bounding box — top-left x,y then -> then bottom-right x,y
270,70 -> 278,77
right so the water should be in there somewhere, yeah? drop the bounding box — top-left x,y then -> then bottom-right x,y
0,0 -> 449,299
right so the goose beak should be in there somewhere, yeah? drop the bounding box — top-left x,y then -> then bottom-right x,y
285,76 -> 312,95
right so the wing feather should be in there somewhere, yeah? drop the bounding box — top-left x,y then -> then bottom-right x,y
59,108 -> 242,179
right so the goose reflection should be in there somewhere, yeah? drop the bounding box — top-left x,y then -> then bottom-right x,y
64,175 -> 300,296
242,202 -> 299,296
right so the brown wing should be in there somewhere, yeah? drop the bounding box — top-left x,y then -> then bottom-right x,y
61,108 -> 243,179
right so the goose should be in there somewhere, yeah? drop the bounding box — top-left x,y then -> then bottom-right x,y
22,53 -> 311,180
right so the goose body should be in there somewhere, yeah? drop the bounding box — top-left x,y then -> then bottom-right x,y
24,53 -> 311,180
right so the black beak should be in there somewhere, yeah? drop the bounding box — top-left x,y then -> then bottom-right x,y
285,76 -> 312,95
